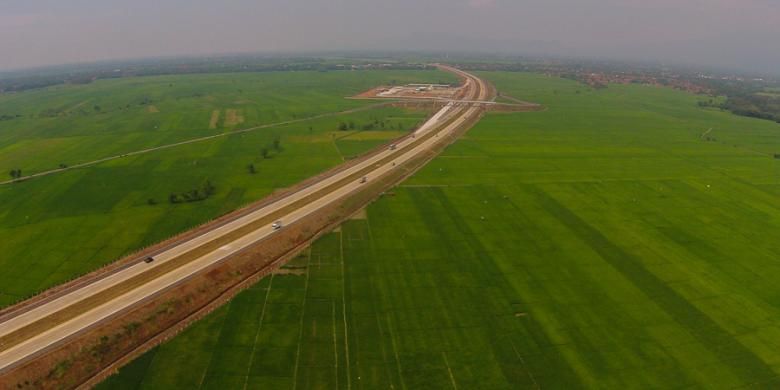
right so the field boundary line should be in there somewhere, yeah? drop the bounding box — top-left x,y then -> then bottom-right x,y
332,300 -> 339,389
242,273 -> 275,390
511,340 -> 540,389
364,215 -> 404,388
339,229 -> 352,390
194,308 -> 224,389
291,250 -> 312,390
331,135 -> 345,161
385,312 -> 407,390
442,352 -> 458,390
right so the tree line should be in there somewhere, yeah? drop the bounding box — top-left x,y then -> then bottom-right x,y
168,181 -> 216,204
338,119 -> 402,132
0,57 -> 434,94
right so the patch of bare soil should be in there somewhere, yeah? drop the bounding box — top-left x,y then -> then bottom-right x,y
224,109 -> 245,127
353,85 -> 459,100
208,110 -> 220,129
352,86 -> 390,99
273,267 -> 306,276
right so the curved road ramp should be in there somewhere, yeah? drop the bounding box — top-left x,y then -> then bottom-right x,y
0,65 -> 494,389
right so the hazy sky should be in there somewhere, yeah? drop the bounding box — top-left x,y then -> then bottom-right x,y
2,0 -> 779,74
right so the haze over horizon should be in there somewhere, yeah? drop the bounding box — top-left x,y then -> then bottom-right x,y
2,0 -> 779,75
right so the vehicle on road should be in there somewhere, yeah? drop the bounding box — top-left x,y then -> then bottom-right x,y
272,221 -> 283,230
360,176 -> 367,183
389,144 -> 397,150
144,256 -> 154,264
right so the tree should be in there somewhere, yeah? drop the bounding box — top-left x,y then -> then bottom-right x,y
188,189 -> 201,200
9,169 -> 21,179
338,122 -> 348,131
147,198 -> 157,205
204,180 -> 215,196
272,136 -> 281,151
261,147 -> 270,159
248,163 -> 256,174
348,121 -> 355,130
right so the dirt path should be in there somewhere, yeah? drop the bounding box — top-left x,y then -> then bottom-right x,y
224,109 -> 244,126
208,110 -> 220,129
497,92 -> 541,107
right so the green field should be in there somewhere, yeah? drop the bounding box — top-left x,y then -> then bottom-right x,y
0,70 -> 458,306
100,71 -> 780,388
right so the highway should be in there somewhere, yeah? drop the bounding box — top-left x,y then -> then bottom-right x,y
0,65 -> 490,374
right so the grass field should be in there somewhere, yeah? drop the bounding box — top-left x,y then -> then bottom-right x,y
100,71 -> 780,388
0,70 -> 457,306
